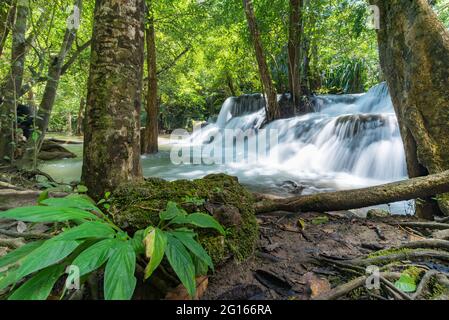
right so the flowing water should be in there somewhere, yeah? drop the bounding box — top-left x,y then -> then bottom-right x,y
40,83 -> 412,214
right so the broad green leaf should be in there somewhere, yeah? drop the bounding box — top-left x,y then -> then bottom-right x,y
144,227 -> 156,259
165,235 -> 196,298
104,242 -> 136,300
169,230 -> 214,271
129,230 -> 145,255
144,228 -> 167,280
0,267 -> 19,291
172,213 -> 225,235
41,194 -> 100,213
54,221 -> 115,241
16,240 -> 82,280
72,239 -> 118,276
0,241 -> 44,269
159,201 -> 185,221
8,264 -> 65,300
0,206 -> 99,223
394,274 -> 417,293
193,255 -> 209,277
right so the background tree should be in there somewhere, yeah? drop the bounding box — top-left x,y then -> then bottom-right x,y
243,0 -> 280,122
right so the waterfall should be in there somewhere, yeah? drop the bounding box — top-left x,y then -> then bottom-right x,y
188,82 -> 407,182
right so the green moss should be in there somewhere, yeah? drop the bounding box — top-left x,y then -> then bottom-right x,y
110,174 -> 258,265
367,247 -> 414,259
403,266 -> 425,282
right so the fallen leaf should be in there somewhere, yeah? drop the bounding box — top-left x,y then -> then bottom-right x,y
165,276 -> 208,300
303,272 -> 331,298
297,219 -> 306,230
16,221 -> 27,234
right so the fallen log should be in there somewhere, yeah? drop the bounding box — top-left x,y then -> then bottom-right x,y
0,189 -> 68,211
255,170 -> 449,215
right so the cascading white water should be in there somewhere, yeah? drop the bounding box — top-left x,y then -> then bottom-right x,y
187,82 -> 407,184
40,83 -> 410,213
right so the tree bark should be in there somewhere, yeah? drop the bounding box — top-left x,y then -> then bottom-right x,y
30,0 -> 82,155
243,0 -> 280,122
142,4 -> 158,155
287,0 -> 303,112
255,170 -> 449,214
370,0 -> 449,218
0,1 -> 28,163
82,0 -> 145,199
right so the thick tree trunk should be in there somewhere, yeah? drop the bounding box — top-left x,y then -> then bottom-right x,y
142,8 -> 158,155
370,0 -> 449,218
255,170 -> 449,214
243,0 -> 280,122
0,2 -> 28,163
287,0 -> 303,112
82,0 -> 144,199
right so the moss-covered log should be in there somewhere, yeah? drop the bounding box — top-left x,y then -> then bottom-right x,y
110,174 -> 258,266
256,170 -> 449,214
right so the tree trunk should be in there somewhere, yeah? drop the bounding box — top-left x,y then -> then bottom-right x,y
142,5 -> 158,155
82,0 -> 144,199
243,0 -> 280,122
0,1 -> 28,163
0,0 -> 15,57
370,0 -> 449,218
76,97 -> 85,136
287,0 -> 303,112
30,0 -> 82,155
255,170 -> 449,214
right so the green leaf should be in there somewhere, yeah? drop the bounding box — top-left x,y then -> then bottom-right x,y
16,240 -> 82,280
129,230 -> 145,255
0,267 -> 19,291
144,228 -> 167,280
0,206 -> 99,223
41,194 -> 100,213
171,213 -> 225,235
53,221 -> 115,241
165,235 -> 196,298
394,274 -> 417,293
38,191 -> 49,204
72,239 -> 118,276
0,241 -> 44,269
312,216 -> 329,225
8,264 -> 65,300
104,242 -> 136,300
193,255 -> 209,277
159,201 -> 185,221
169,230 -> 214,271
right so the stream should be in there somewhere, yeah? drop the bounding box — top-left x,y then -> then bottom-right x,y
39,83 -> 412,215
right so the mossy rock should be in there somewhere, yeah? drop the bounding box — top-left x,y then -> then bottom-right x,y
109,174 -> 258,266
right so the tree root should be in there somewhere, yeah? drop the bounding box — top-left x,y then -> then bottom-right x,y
394,222 -> 449,230
0,237 -> 25,249
314,272 -> 401,300
347,249 -> 449,266
0,229 -> 52,240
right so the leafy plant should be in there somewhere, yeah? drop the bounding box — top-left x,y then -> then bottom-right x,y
142,201 -> 225,297
0,195 -> 224,300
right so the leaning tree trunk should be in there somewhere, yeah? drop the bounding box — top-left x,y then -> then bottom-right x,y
82,0 -> 144,199
29,0 -> 82,157
256,170 -> 449,214
287,0 -> 303,112
0,1 -> 28,163
142,5 -> 158,155
243,0 -> 280,122
370,0 -> 449,219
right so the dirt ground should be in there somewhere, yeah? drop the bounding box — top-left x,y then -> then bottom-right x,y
203,211 -> 432,300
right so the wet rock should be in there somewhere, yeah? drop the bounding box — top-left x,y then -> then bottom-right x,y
367,209 -> 391,219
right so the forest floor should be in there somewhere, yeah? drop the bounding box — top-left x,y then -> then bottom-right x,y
203,211 -> 443,300
1,168 -> 449,300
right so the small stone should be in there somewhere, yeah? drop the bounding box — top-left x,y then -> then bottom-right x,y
367,209 -> 390,219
